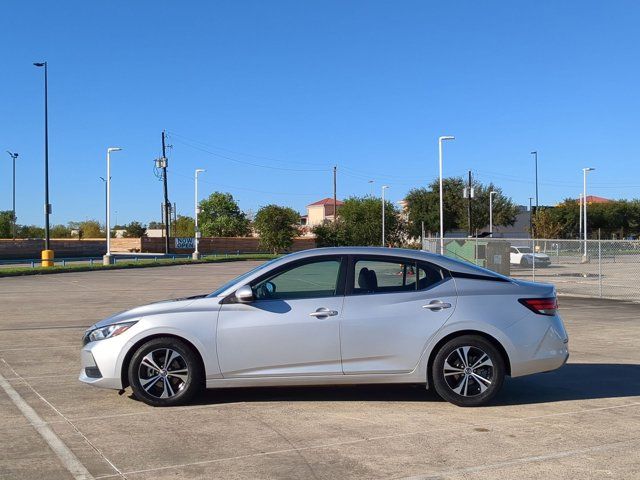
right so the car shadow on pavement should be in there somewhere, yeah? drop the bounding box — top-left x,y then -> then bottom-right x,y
495,363 -> 640,405
190,363 -> 640,406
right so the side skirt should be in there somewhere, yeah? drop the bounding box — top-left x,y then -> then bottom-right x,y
206,373 -> 424,389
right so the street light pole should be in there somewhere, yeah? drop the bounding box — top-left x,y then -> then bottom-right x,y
529,197 -> 534,237
438,135 -> 455,254
33,61 -> 53,265
193,169 -> 205,260
381,185 -> 389,247
99,177 -> 107,242
531,151 -> 538,211
6,151 -> 18,238
578,193 -> 583,241
489,191 -> 497,237
103,147 -> 122,265
582,167 -> 595,260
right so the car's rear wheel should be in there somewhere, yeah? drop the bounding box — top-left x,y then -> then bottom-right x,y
520,257 -> 529,267
128,337 -> 203,407
432,335 -> 505,407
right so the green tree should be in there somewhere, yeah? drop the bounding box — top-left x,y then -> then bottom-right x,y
314,196 -> 403,247
0,211 -> 16,238
531,208 -> 563,239
199,192 -> 251,237
77,220 -> 103,238
174,215 -> 195,237
404,178 -> 518,238
254,205 -> 300,253
123,221 -> 147,238
51,224 -> 72,238
16,225 -> 44,238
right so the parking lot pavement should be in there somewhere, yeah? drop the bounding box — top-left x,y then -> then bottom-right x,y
1,263 -> 639,480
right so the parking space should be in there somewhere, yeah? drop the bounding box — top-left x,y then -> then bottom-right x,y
1,262 -> 639,479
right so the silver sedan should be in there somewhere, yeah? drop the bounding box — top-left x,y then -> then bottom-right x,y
79,247 -> 569,407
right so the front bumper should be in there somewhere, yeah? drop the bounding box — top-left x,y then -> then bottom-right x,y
79,335 -> 129,390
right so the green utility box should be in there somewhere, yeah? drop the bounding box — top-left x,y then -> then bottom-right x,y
444,239 -> 511,276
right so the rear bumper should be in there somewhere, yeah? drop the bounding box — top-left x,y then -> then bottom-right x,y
507,313 -> 569,377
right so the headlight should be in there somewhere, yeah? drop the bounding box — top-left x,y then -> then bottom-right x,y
85,321 -> 137,344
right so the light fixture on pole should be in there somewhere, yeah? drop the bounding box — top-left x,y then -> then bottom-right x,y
33,61 -> 53,266
6,151 -> 18,239
381,185 -> 389,247
193,169 -> 206,260
438,135 -> 455,254
582,167 -> 595,261
489,191 -> 497,237
103,147 -> 123,265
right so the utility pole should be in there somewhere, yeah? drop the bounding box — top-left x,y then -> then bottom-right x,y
467,170 -> 473,237
161,131 -> 170,254
333,165 -> 337,221
6,151 -> 18,238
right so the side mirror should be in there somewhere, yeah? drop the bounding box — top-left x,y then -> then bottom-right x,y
235,285 -> 254,303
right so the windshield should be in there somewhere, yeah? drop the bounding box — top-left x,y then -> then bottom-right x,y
517,247 -> 533,253
207,258 -> 280,297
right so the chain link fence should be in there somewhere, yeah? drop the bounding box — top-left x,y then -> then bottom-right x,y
422,237 -> 640,302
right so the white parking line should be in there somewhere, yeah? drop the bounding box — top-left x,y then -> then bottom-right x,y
1,359 -> 126,479
0,369 -> 94,480
89,401 -> 640,479
399,437 -> 640,479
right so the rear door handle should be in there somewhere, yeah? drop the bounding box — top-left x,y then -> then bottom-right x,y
422,301 -> 452,311
309,308 -> 338,318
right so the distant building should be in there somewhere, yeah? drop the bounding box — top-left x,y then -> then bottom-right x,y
304,198 -> 344,227
583,195 -> 611,204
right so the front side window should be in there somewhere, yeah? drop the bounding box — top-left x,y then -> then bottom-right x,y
252,258 -> 342,300
352,258 -> 445,295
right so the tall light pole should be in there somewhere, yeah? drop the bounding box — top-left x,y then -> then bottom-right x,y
368,179 -> 374,196
193,169 -> 205,260
489,191 -> 497,237
33,61 -> 52,266
6,151 -> 18,238
99,177 -> 107,241
530,151 -> 538,211
529,197 -> 534,237
381,185 -> 389,247
578,193 -> 583,241
103,147 -> 123,265
438,135 -> 455,254
582,167 -> 595,260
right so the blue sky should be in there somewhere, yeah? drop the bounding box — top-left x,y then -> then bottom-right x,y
1,0 -> 640,226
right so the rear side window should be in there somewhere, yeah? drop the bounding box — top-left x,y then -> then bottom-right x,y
352,258 -> 445,295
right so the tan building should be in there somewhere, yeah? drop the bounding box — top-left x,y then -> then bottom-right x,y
302,198 -> 344,228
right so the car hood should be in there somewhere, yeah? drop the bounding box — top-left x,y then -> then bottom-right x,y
89,294 -> 208,329
524,252 -> 550,259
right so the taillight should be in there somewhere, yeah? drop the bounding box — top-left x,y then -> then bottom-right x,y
519,297 -> 558,316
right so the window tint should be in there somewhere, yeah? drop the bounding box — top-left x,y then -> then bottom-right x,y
252,259 -> 342,300
352,258 -> 445,294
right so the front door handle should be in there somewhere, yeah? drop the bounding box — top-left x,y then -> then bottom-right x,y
422,301 -> 452,311
309,308 -> 338,318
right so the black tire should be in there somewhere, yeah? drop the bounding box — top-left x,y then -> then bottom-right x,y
128,337 -> 203,407
432,335 -> 505,407
520,257 -> 529,267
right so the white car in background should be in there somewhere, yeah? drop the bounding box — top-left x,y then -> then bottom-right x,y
510,246 -> 551,267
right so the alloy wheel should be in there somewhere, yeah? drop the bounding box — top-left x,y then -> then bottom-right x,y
137,348 -> 189,399
442,346 -> 494,397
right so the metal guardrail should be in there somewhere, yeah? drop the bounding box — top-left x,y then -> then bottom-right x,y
423,237 -> 640,302
0,251 -> 260,269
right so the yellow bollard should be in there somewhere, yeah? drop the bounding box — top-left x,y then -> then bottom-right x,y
41,249 -> 54,268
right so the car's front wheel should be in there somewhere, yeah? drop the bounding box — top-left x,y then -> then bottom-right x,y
128,337 -> 203,407
432,335 -> 505,407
